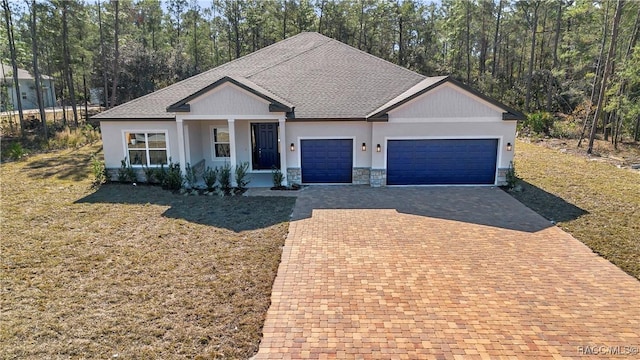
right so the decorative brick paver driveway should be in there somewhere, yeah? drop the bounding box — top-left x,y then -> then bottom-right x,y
252,186 -> 640,359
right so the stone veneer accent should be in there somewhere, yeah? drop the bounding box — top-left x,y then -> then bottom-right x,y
369,169 -> 387,187
287,168 -> 302,185
496,168 -> 508,186
352,168 -> 371,185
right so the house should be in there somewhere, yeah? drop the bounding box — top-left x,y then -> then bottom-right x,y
94,32 -> 523,187
1,63 -> 56,111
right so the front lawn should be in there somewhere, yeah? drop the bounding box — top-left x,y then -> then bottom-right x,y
0,143 -> 296,358
511,140 -> 639,280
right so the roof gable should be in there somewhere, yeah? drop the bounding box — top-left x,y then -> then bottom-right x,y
367,76 -> 525,121
167,76 -> 293,114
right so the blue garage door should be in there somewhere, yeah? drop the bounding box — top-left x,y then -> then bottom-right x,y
301,139 -> 353,183
387,139 -> 498,185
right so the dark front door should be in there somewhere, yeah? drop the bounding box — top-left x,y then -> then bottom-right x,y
252,123 -> 280,170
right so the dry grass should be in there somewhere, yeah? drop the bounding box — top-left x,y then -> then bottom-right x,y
0,143 -> 296,359
510,139 -> 640,280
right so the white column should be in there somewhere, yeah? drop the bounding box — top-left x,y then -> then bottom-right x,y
176,117 -> 187,175
279,117 -> 288,186
227,118 -> 237,186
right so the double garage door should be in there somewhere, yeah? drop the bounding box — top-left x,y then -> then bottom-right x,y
387,139 -> 498,185
300,138 -> 498,185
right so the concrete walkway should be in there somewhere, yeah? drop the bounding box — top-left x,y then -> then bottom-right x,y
252,186 -> 640,359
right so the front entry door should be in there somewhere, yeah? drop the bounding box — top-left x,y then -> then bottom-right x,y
252,123 -> 280,170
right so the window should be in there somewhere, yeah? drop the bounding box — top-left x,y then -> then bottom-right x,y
21,92 -> 27,100
212,127 -> 230,158
124,131 -> 168,166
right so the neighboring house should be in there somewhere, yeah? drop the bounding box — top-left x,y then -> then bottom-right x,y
94,32 -> 523,187
0,63 -> 56,111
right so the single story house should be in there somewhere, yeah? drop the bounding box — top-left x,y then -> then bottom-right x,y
1,63 -> 56,111
94,32 -> 523,187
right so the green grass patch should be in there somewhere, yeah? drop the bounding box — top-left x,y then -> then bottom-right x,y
0,143 -> 296,358
510,140 -> 639,280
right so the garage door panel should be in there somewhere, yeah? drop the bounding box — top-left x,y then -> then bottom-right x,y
301,139 -> 353,183
387,139 -> 498,185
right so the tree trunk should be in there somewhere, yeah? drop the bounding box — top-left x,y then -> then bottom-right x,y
546,0 -> 563,112
282,0 -> 287,39
29,0 -> 47,141
465,0 -> 471,83
317,0 -> 325,33
111,0 -> 120,108
491,0 -> 503,81
524,1 -> 540,112
62,2 -> 78,126
578,1 -> 610,147
98,0 -> 109,108
587,0 -> 625,154
2,0 -> 25,135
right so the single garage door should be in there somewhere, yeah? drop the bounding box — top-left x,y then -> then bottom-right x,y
301,139 -> 353,183
387,139 -> 498,185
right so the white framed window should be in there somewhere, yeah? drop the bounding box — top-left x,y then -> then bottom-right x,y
21,92 -> 27,100
124,131 -> 168,166
212,127 -> 230,158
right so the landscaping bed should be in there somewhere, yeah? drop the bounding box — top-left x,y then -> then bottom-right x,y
509,139 -> 639,280
0,143 -> 296,358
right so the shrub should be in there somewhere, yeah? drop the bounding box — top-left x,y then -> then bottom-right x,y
218,163 -> 232,194
7,142 -> 26,161
505,161 -> 518,189
91,155 -> 106,185
184,162 -> 198,189
154,164 -> 167,185
235,161 -> 251,190
272,166 -> 284,188
142,165 -> 156,184
203,166 -> 218,191
117,158 -> 136,183
162,160 -> 183,191
520,112 -> 554,136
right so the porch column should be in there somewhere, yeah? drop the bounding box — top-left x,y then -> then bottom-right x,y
279,117 -> 288,185
227,118 -> 237,186
176,117 -> 187,175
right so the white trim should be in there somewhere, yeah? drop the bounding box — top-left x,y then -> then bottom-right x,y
383,135 -> 504,186
209,125 -> 232,160
278,117 -> 288,185
389,116 -> 502,123
120,129 -> 170,167
176,119 -> 186,175
228,118 -> 237,186
177,114 -> 284,121
184,124 -> 191,164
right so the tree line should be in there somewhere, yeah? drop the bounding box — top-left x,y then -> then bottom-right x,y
2,0 -> 639,152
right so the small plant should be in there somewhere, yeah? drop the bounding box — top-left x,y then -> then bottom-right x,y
521,111 -> 554,136
91,155 -> 106,186
163,159 -> 183,191
505,161 -> 518,189
143,165 -> 156,184
117,158 -> 137,183
234,161 -> 251,190
154,164 -> 167,185
203,166 -> 218,191
271,166 -> 284,188
184,162 -> 198,189
218,163 -> 232,194
7,142 -> 26,161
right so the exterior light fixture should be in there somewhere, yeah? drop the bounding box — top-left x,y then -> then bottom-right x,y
506,142 -> 512,151
290,143 -> 295,151
376,144 -> 381,152
362,142 -> 367,151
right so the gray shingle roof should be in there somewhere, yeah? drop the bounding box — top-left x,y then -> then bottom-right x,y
1,63 -> 53,80
94,32 -> 427,120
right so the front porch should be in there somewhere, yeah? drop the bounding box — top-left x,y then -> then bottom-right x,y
176,116 -> 289,188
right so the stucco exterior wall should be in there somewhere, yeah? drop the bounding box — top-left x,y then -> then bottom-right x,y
5,78 -> 56,111
100,120 -> 178,169
285,121 -> 372,168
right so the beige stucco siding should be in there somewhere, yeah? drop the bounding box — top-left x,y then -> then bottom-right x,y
285,122 -> 372,168
100,120 -> 178,169
389,83 -> 504,119
188,83 -> 273,116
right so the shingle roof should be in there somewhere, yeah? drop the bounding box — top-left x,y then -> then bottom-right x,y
94,32 -> 522,121
94,32 -> 426,120
1,63 -> 53,81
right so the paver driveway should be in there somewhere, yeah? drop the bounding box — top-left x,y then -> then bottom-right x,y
253,186 -> 640,359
